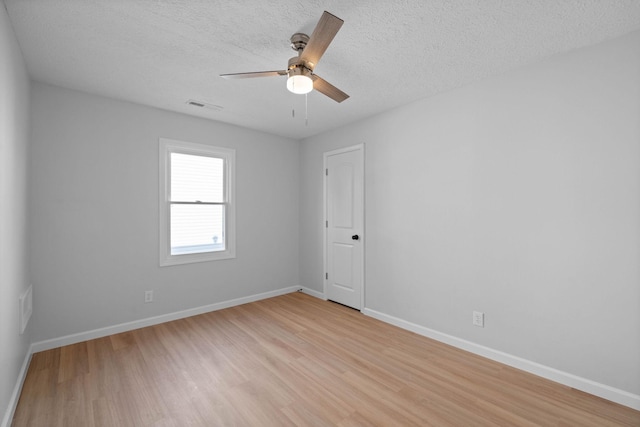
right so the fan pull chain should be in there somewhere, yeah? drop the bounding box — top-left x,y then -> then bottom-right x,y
291,96 -> 309,125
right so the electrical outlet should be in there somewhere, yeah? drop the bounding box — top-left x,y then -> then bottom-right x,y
144,290 -> 153,303
473,311 -> 484,327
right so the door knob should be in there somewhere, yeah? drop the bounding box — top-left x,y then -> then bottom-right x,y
352,235 -> 359,240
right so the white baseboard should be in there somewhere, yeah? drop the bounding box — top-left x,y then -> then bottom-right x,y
31,286 -> 300,353
362,307 -> 640,411
1,346 -> 32,427
298,286 -> 326,300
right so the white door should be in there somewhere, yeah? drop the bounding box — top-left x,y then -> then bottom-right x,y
324,144 -> 364,310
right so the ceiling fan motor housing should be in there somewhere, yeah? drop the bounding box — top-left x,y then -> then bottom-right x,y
288,56 -> 313,78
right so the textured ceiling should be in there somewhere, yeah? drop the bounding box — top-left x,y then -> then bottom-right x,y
5,0 -> 640,139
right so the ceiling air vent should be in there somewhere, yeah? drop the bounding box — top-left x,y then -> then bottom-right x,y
186,100 -> 223,111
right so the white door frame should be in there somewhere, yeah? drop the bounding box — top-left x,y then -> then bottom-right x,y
323,143 -> 365,310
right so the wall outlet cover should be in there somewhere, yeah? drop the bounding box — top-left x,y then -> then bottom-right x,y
473,311 -> 485,327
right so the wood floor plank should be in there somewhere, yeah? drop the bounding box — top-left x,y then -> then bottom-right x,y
12,292 -> 640,426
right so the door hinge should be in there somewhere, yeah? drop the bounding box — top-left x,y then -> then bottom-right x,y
325,273 -> 328,280
326,220 -> 328,228
325,168 -> 328,176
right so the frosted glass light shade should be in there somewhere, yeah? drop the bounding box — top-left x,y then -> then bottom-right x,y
287,75 -> 313,94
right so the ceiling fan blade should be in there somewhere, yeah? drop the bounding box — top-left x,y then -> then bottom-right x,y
311,75 -> 349,103
301,11 -> 344,70
220,70 -> 287,79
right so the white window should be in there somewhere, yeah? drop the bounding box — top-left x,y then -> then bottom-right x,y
159,138 -> 235,266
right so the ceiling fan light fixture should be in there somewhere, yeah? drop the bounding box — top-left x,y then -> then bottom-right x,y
287,64 -> 313,94
287,74 -> 313,94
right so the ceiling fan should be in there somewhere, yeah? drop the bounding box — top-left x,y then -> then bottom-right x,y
220,11 -> 349,103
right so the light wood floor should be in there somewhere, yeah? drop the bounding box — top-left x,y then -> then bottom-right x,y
13,292 -> 640,426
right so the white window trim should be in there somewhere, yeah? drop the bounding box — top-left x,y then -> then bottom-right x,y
159,138 -> 236,266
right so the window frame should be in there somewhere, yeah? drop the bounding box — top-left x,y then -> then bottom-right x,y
159,138 -> 236,266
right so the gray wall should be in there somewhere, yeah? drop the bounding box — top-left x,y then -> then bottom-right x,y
29,83 -> 300,342
0,4 -> 32,424
4,6 -> 639,418
300,31 -> 640,395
